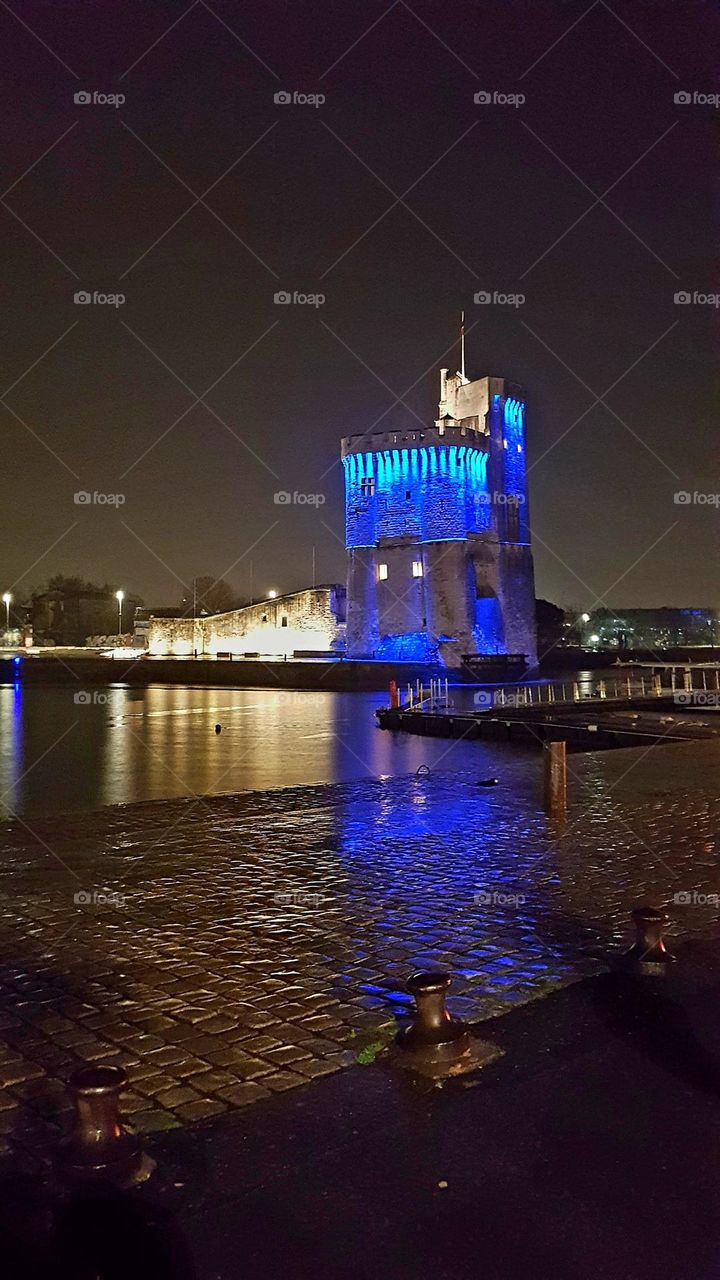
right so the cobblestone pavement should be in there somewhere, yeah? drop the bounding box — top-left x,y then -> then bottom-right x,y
0,739 -> 718,1164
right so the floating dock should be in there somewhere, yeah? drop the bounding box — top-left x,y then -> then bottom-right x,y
377,671 -> 720,752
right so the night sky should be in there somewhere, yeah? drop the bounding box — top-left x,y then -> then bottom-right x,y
0,0 -> 717,611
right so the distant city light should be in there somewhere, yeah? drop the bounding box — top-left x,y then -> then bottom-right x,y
589,634 -> 600,644
581,613 -> 590,623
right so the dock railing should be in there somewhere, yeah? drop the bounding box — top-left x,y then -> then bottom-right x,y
398,666 -> 720,714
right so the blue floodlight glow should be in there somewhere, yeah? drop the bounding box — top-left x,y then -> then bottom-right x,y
473,596 -> 505,653
12,656 -> 22,667
502,398 -> 528,541
376,631 -> 435,662
344,443 -> 490,547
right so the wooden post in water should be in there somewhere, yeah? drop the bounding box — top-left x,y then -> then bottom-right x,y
543,741 -> 567,815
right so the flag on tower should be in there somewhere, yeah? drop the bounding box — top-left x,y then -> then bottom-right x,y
460,310 -> 466,382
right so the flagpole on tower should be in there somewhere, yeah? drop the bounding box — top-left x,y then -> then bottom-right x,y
460,310 -> 466,382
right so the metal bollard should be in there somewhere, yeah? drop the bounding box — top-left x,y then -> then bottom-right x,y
57,1064 -> 154,1187
618,906 -> 675,977
395,971 -> 501,1077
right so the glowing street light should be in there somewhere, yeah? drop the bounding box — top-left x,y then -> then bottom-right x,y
580,613 -> 590,623
267,589 -> 278,599
115,589 -> 125,635
2,592 -> 11,632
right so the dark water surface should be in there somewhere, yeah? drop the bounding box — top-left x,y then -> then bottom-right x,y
0,683 -> 535,817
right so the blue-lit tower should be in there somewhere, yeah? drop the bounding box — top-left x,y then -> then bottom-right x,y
341,364 -> 537,668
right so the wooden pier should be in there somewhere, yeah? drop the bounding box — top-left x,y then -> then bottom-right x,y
377,670 -> 720,752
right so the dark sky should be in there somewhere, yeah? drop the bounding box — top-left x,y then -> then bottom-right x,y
0,0 -> 718,610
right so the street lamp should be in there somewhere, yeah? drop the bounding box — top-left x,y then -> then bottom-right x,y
115,589 -> 124,635
2,592 -> 11,633
267,589 -> 277,599
580,613 -> 590,623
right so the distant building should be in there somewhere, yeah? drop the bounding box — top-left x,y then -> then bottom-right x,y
582,607 -> 720,649
342,362 -> 537,667
31,587 -> 141,646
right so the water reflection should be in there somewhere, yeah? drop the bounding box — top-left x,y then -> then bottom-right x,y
0,684 -> 535,818
0,683 -> 24,812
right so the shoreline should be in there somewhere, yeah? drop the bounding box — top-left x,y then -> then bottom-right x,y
3,646 -> 720,693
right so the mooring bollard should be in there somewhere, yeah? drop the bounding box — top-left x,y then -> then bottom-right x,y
57,1064 -> 154,1187
618,906 -> 675,977
394,971 -> 501,1077
543,740 -> 567,815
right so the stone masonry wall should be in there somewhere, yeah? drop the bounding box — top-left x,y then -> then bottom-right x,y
148,587 -> 346,657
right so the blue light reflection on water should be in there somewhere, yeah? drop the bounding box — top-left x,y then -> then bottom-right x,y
0,682 -> 24,813
331,768 -> 575,1007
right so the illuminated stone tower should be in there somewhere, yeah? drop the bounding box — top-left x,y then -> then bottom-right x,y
341,363 -> 537,668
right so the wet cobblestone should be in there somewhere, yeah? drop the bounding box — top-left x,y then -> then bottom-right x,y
0,740 -> 718,1163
